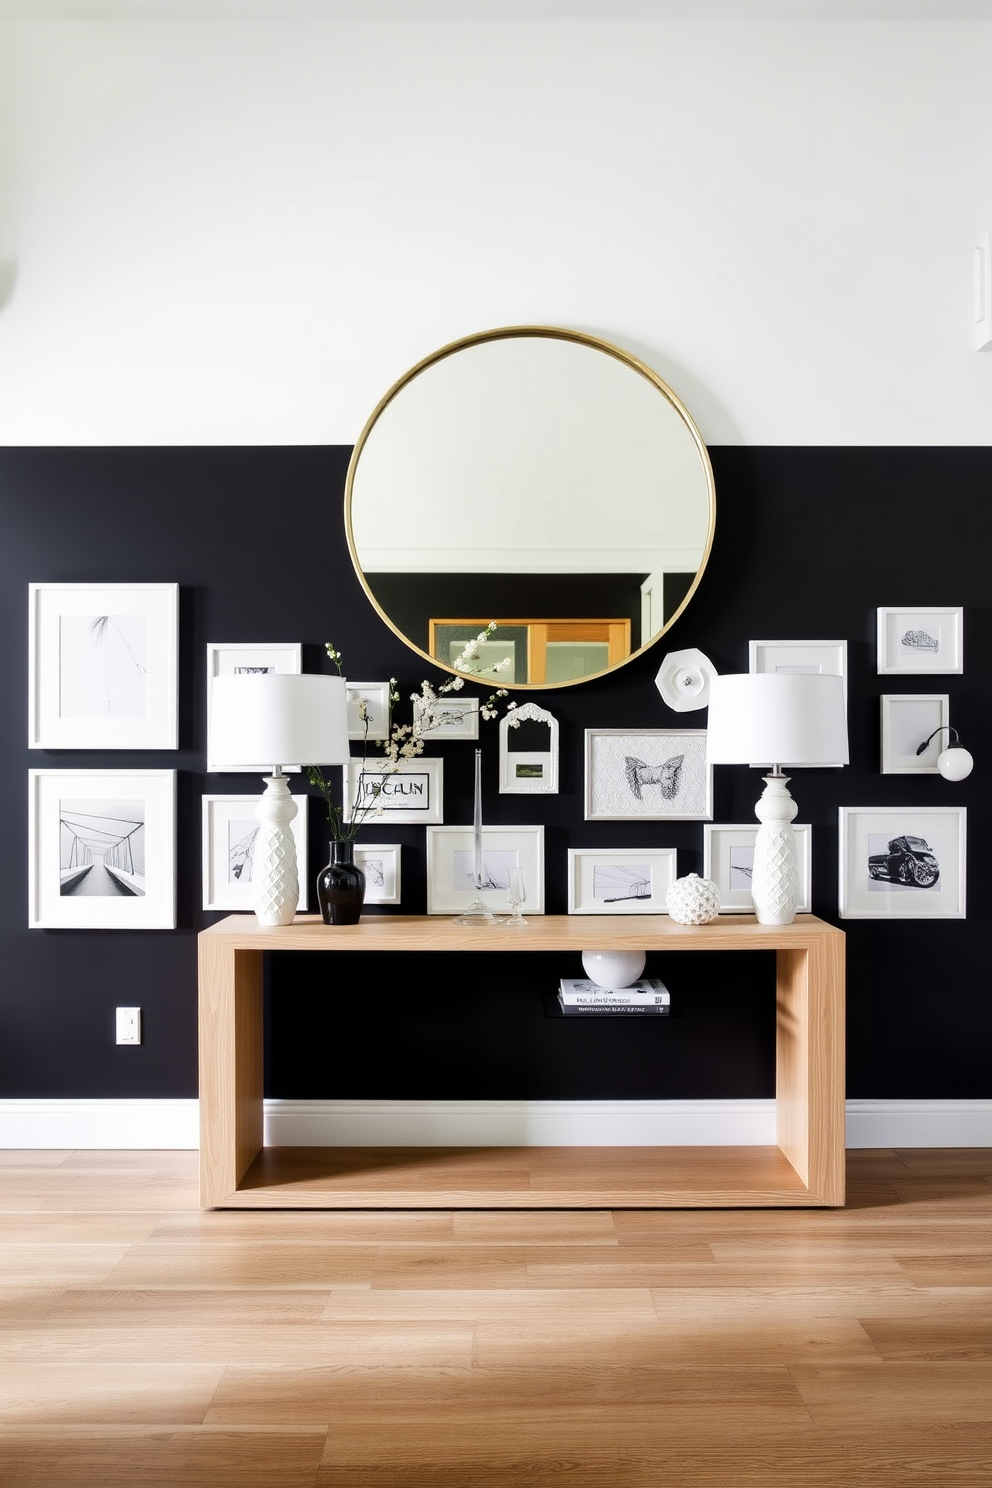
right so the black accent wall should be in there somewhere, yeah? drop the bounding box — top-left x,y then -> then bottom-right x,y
1,446 -> 988,1103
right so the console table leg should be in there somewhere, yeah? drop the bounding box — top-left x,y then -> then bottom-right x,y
776,940 -> 845,1205
199,940 -> 264,1206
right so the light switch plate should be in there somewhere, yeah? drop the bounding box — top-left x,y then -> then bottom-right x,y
976,230 -> 992,352
116,1007 -> 142,1045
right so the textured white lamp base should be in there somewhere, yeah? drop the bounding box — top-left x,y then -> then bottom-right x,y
751,773 -> 800,926
253,775 -> 300,926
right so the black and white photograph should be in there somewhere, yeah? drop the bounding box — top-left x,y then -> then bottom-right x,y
876,606 -> 964,675
347,682 -> 392,741
426,825 -> 544,915
880,694 -> 950,774
839,807 -> 966,919
412,694 -> 479,741
499,702 -> 559,794
584,729 -> 712,820
28,582 -> 178,749
703,823 -> 812,913
353,843 -> 401,905
206,642 -> 303,771
29,770 -> 176,929
567,847 -> 677,914
202,793 -> 307,912
343,758 -> 443,824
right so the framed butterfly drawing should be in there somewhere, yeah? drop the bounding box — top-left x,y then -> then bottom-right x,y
584,729 -> 713,821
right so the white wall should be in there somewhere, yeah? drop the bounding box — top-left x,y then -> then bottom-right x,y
1,1 -> 990,446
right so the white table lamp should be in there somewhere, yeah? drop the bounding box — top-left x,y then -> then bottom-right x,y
210,674 -> 351,925
706,673 -> 848,925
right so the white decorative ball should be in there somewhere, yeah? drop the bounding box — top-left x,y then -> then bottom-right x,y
666,873 -> 720,925
581,949 -> 646,989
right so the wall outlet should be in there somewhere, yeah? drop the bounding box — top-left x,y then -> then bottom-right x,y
116,1007 -> 142,1045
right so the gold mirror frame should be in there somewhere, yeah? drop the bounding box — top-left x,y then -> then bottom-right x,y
344,325 -> 716,690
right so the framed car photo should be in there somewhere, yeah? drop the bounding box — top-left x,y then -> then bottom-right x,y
838,807 -> 966,919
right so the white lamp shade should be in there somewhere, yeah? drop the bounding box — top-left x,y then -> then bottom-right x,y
210,674 -> 351,771
705,673 -> 849,768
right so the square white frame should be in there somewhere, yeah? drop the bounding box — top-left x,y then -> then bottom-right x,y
202,793 -> 308,912
346,682 -> 391,742
703,823 -> 812,914
343,757 -> 443,825
29,582 -> 179,749
838,807 -> 966,919
353,843 -> 402,905
584,729 -> 712,821
880,694 -> 950,775
749,640 -> 848,767
567,847 -> 677,915
877,607 -> 963,675
412,694 -> 480,741
206,642 -> 302,772
29,769 -> 176,929
426,825 -> 545,915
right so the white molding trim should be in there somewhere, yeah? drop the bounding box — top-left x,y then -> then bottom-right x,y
1,1099 -> 990,1151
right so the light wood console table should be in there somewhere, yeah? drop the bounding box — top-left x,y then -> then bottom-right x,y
198,913 -> 845,1209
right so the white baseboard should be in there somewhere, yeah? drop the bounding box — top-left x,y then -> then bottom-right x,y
1,1098 -> 990,1150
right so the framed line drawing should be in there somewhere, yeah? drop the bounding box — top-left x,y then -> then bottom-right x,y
838,807 -> 966,920
412,694 -> 480,741
28,769 -> 177,929
426,824 -> 544,915
343,757 -> 443,825
346,682 -> 392,742
29,582 -> 179,749
206,642 -> 303,772
202,793 -> 308,912
703,823 -> 812,914
584,729 -> 712,821
353,843 -> 402,905
880,695 -> 950,775
567,847 -> 677,915
877,607 -> 963,675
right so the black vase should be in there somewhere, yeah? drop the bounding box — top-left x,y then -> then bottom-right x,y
317,840 -> 366,926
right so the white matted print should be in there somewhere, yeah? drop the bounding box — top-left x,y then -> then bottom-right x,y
202,793 -> 308,912
346,682 -> 391,742
343,757 -> 443,825
500,702 -> 558,794
877,607 -> 963,675
426,825 -> 544,915
584,730 -> 712,821
29,769 -> 176,929
880,695 -> 950,774
567,848 -> 677,914
838,807 -> 966,919
29,582 -> 178,749
704,823 -> 812,914
353,843 -> 402,905
412,694 -> 480,741
206,642 -> 302,772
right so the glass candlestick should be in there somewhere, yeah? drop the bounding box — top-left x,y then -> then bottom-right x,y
453,748 -> 500,924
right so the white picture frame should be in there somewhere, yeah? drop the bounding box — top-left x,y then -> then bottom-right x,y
566,847 -> 677,914
206,641 -> 303,772
749,638 -> 848,698
343,757 -> 443,825
876,607 -> 964,675
202,793 -> 308,912
838,807 -> 966,920
880,694 -> 950,775
412,694 -> 480,741
499,702 -> 559,794
28,769 -> 176,929
28,582 -> 179,750
426,825 -> 545,916
346,682 -> 391,742
584,729 -> 712,821
703,823 -> 812,914
353,843 -> 402,905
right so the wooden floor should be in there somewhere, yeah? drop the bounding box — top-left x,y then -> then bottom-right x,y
0,1149 -> 989,1487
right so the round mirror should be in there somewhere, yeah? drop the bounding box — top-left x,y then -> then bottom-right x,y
345,326 -> 715,689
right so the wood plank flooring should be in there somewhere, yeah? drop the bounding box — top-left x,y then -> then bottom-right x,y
0,1148 -> 989,1487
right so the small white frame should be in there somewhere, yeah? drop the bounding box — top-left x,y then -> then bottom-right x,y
703,823 -> 812,914
567,847 -> 677,915
838,807 -> 966,920
346,682 -> 391,742
202,793 -> 308,912
343,757 -> 444,825
412,694 -> 480,741
876,607 -> 963,675
29,769 -> 176,929
426,825 -> 545,916
584,729 -> 712,821
353,843 -> 402,905
499,702 -> 559,794
29,582 -> 179,750
206,642 -> 302,772
880,695 -> 950,775
749,638 -> 848,700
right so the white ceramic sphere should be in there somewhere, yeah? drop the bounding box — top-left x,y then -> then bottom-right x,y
581,949 -> 646,989
666,872 -> 720,926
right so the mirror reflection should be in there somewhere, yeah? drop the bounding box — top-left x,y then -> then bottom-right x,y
346,327 -> 715,688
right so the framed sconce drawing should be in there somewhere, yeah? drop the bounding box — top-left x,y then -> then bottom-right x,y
499,702 -> 558,793
703,823 -> 812,914
202,793 -> 308,912
426,824 -> 545,916
566,847 -> 677,915
880,695 -> 950,774
353,843 -> 402,905
838,806 -> 966,919
584,729 -> 712,821
206,641 -> 302,772
877,607 -> 963,675
28,769 -> 177,929
28,582 -> 179,749
412,694 -> 480,740
346,682 -> 392,742
343,758 -> 443,825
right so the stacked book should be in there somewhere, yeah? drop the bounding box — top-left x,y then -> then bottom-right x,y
557,976 -> 671,1016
